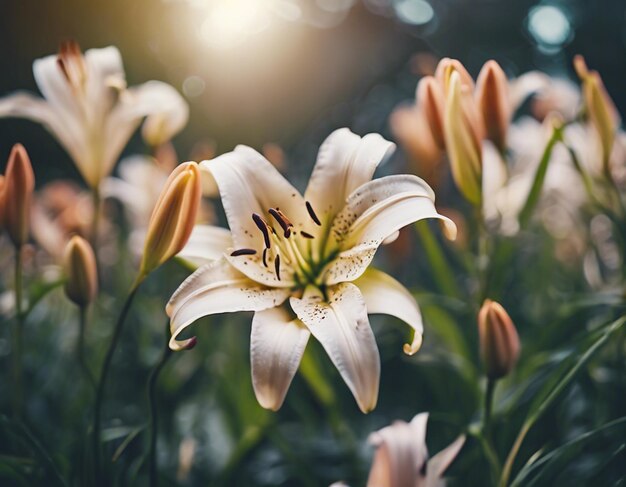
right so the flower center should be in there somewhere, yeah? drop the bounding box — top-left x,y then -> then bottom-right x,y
230,201 -> 337,288
57,41 -> 87,95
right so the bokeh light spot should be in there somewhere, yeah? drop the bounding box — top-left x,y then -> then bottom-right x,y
182,76 -> 205,98
527,5 -> 572,51
393,0 -> 434,26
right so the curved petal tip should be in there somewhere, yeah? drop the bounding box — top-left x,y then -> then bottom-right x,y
403,332 -> 423,356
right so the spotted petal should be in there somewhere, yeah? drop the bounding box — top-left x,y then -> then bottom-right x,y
167,258 -> 290,350
200,146 -> 315,250
304,128 -> 395,225
323,175 -> 456,284
290,283 -> 380,413
250,306 -> 310,411
354,268 -> 424,355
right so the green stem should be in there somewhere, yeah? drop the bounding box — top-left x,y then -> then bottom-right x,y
12,245 -> 24,420
91,184 -> 101,280
483,378 -> 496,436
93,277 -> 143,486
78,306 -> 96,390
475,206 -> 489,303
498,316 -> 626,487
147,322 -> 173,487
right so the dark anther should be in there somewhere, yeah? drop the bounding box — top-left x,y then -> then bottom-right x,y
252,213 -> 271,248
262,248 -> 268,267
305,201 -> 321,226
230,248 -> 257,257
269,208 -> 293,238
300,231 -> 315,239
274,254 -> 281,280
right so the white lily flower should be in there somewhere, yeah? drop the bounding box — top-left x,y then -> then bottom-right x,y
0,41 -> 188,188
167,128 -> 456,412
366,413 -> 465,487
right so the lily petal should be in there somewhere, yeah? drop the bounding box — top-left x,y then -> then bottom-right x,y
167,259 -> 290,350
177,225 -> 233,266
200,146 -> 313,251
104,81 -> 188,181
354,268 -> 423,355
0,92 -> 88,175
304,128 -> 395,224
290,283 -> 380,413
367,413 -> 429,487
250,306 -> 310,411
324,175 -> 456,284
425,435 -> 466,484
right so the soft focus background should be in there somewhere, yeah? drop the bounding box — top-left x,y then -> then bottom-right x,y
1,1 -> 626,486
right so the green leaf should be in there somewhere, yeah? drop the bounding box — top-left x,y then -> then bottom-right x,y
517,126 -> 563,229
510,416 -> 626,487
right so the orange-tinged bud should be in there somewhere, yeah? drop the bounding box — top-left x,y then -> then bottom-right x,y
63,235 -> 98,307
139,161 -> 201,277
478,299 -> 520,380
435,57 -> 475,94
444,72 -> 483,206
3,144 -> 35,247
476,61 -> 510,153
416,76 -> 446,149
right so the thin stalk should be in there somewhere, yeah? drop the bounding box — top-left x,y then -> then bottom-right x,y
498,317 -> 626,487
481,378 -> 500,481
78,306 -> 96,390
483,378 -> 496,436
475,205 -> 489,303
90,184 -> 101,279
12,245 -> 24,419
147,321 -> 173,487
93,277 -> 143,486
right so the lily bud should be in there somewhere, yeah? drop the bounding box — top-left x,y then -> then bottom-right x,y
139,161 -> 202,277
3,144 -> 35,247
416,76 -> 446,149
435,57 -> 475,94
63,235 -> 98,307
444,72 -> 483,206
476,61 -> 510,153
574,55 -> 619,170
478,299 -> 520,380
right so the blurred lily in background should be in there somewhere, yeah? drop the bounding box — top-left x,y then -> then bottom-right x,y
166,128 -> 456,413
366,413 -> 465,487
0,42 -> 188,190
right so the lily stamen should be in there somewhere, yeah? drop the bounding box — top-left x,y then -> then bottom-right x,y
268,208 -> 293,238
230,248 -> 257,257
252,213 -> 271,248
274,254 -> 281,280
305,201 -> 321,226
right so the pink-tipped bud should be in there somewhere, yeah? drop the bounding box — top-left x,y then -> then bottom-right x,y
478,299 -> 520,380
63,235 -> 98,307
444,72 -> 483,206
416,76 -> 446,150
574,55 -> 620,170
3,144 -> 35,247
435,57 -> 475,94
139,161 -> 202,277
476,61 -> 510,153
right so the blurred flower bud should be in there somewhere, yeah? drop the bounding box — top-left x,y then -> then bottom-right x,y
476,60 -> 510,153
444,72 -> 483,206
63,235 -> 98,307
416,76 -> 446,149
141,84 -> 189,148
139,161 -> 202,277
435,57 -> 475,94
3,144 -> 35,247
574,55 -> 620,169
478,299 -> 520,380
